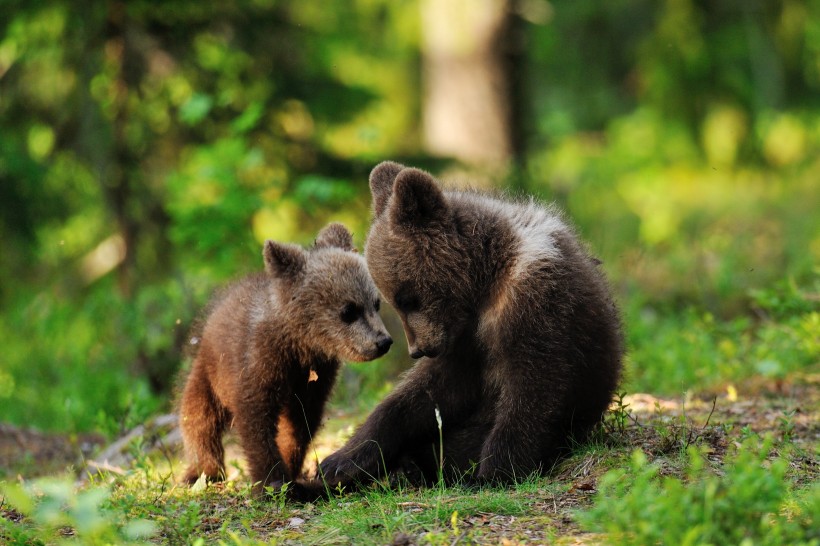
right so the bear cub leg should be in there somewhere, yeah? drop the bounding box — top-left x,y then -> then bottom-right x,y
232,393 -> 296,493
179,362 -> 228,483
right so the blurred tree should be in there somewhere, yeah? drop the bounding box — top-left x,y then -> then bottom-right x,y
420,0 -> 527,173
522,0 -> 819,309
525,0 -> 820,161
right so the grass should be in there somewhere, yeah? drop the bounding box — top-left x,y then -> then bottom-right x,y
2,372 -> 818,545
622,276 -> 819,396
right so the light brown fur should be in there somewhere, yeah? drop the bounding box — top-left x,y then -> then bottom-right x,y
178,223 -> 392,493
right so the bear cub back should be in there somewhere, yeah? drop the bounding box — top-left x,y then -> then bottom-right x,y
179,223 -> 392,493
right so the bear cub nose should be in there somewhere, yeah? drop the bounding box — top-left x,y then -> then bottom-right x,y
375,336 -> 393,356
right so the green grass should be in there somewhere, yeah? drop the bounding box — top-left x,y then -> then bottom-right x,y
579,439 -> 820,546
623,276 -> 819,395
3,378 -> 818,545
307,485 -> 526,545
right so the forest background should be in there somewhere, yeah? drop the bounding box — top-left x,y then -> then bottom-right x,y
0,0 -> 818,443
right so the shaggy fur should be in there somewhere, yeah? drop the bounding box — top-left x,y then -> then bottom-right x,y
179,223 -> 392,493
320,163 -> 624,485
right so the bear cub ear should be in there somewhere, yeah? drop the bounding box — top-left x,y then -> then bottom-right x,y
314,222 -> 355,252
263,240 -> 307,277
390,168 -> 448,228
370,161 -> 406,218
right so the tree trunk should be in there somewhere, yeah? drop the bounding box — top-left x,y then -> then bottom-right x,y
420,0 -> 524,174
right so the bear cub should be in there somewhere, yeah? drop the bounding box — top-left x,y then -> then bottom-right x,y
320,163 -> 624,486
179,223 -> 392,493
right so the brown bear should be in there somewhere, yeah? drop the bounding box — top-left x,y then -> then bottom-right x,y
178,223 -> 392,494
319,162 -> 624,486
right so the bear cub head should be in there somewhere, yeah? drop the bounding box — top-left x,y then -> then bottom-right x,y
265,222 -> 393,362
364,163 -> 476,360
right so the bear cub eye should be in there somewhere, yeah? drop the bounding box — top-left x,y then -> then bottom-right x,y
340,302 -> 363,324
393,291 -> 419,313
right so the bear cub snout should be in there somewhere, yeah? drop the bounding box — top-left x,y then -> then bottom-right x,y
178,223 -> 391,494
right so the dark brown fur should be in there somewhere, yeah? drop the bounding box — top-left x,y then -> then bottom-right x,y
320,163 -> 624,486
179,223 -> 392,494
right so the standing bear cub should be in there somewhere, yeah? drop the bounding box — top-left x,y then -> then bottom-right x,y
179,223 -> 392,493
320,163 -> 624,485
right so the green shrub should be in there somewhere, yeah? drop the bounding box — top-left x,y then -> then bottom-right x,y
0,283 -> 165,435
579,437 -> 820,546
624,276 -> 819,395
0,478 -> 156,545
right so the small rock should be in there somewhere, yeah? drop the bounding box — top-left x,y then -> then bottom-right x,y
391,532 -> 415,546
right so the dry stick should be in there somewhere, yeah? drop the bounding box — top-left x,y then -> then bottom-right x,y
683,396 -> 718,448
702,396 -> 718,429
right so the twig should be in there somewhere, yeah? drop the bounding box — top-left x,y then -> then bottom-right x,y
702,396 -> 717,429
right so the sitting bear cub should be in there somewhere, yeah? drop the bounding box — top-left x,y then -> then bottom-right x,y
179,223 -> 392,493
320,163 -> 624,485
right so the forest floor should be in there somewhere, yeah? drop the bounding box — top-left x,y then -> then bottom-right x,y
1,372 -> 818,545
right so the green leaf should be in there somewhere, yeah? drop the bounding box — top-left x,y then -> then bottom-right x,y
1,482 -> 35,515
231,101 -> 264,133
179,93 -> 214,126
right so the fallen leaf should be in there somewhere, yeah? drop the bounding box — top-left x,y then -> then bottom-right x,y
192,473 -> 208,492
569,481 -> 596,493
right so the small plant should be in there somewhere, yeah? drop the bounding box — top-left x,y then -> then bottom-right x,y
435,406 -> 444,486
578,436 -> 818,545
777,409 -> 797,444
605,391 -> 632,436
163,500 -> 203,544
738,424 -> 757,441
647,395 -> 716,457
418,510 -> 464,546
264,481 -> 289,512
0,478 -> 156,545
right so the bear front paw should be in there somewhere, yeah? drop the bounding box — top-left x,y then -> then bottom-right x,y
318,451 -> 358,481
319,444 -> 384,485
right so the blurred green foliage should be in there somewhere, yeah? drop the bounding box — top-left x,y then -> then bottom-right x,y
580,438 -> 820,545
626,279 -> 819,394
0,0 -> 818,434
1,478 -> 157,544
